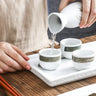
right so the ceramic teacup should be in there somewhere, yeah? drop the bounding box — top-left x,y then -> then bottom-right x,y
39,48 -> 61,70
72,49 -> 95,70
60,38 -> 82,59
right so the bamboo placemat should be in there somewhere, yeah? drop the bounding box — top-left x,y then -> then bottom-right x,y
1,35 -> 96,96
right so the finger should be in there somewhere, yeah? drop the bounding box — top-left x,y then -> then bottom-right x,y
0,68 -> 4,74
86,0 -> 96,26
0,52 -> 23,70
5,47 -> 31,70
80,0 -> 91,28
12,45 -> 29,61
0,61 -> 16,72
59,0 -> 75,12
88,18 -> 96,27
70,0 -> 76,2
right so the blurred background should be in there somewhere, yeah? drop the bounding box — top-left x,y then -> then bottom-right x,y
48,0 -> 96,42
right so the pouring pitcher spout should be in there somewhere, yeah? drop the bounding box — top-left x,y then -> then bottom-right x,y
48,2 -> 82,34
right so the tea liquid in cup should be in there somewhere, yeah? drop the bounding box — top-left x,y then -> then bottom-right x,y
72,49 -> 95,70
39,48 -> 61,70
60,38 -> 82,59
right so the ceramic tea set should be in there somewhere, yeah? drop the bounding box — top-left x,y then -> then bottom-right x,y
39,2 -> 95,71
39,38 -> 95,71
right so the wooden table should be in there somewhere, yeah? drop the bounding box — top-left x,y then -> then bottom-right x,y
1,35 -> 96,96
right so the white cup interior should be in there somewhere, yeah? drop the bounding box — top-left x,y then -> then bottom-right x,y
48,13 -> 62,34
39,48 -> 61,57
60,38 -> 82,47
73,49 -> 95,58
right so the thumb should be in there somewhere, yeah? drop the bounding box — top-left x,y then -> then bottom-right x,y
59,0 -> 70,12
59,0 -> 76,12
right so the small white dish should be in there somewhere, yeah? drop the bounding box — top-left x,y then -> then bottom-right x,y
39,48 -> 61,70
58,83 -> 96,96
72,49 -> 95,70
60,38 -> 82,59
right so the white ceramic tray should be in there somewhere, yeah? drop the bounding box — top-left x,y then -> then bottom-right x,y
58,83 -> 96,96
28,41 -> 96,87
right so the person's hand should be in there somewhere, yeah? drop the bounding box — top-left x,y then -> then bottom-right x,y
59,0 -> 96,28
0,42 -> 31,74
80,0 -> 96,28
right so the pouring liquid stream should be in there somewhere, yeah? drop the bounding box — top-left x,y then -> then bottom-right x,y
47,33 -> 56,55
51,33 -> 56,49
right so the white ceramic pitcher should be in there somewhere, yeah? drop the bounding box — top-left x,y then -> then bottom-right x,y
48,2 -> 82,34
